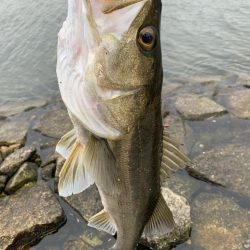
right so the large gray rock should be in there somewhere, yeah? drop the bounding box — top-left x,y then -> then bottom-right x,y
5,162 -> 38,194
0,175 -> 8,193
141,188 -> 191,250
65,185 -> 103,221
226,89 -> 250,119
0,121 -> 29,146
33,108 -> 73,139
0,184 -> 66,250
0,146 -> 37,177
193,144 -> 250,197
175,94 -> 227,120
191,192 -> 250,250
41,163 -> 56,181
0,98 -> 48,118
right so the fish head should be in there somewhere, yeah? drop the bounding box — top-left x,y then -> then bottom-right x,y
92,0 -> 163,135
57,0 -> 162,139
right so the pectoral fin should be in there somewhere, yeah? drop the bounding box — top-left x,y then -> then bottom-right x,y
143,193 -> 175,237
88,209 -> 117,235
56,129 -> 76,159
59,142 -> 94,197
161,130 -> 191,181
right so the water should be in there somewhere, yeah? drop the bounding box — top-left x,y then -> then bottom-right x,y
1,0 -> 250,102
1,1 -> 250,249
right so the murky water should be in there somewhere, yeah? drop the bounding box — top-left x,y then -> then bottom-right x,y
1,0 -> 250,249
1,0 -> 250,102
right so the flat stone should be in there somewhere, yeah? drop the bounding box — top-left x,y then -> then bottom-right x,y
5,162 -> 38,194
0,144 -> 21,159
227,89 -> 250,119
64,237 -> 93,250
33,108 -> 73,139
163,172 -> 200,202
0,121 -> 29,146
65,185 -> 103,221
0,175 -> 8,192
0,98 -> 48,118
0,183 -> 66,249
193,144 -> 250,197
191,192 -> 250,250
141,188 -> 191,250
175,94 -> 227,120
41,163 -> 56,181
0,146 -> 37,177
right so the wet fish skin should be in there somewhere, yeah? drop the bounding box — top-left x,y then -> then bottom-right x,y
56,0 -> 186,249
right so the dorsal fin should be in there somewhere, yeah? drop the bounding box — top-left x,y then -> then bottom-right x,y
161,130 -> 191,182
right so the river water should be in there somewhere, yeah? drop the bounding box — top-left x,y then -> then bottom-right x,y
1,1 -> 250,250
1,0 -> 250,103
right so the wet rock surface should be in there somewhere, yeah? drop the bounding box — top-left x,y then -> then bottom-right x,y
141,188 -> 191,250
226,89 -> 250,119
0,146 -> 37,177
0,98 -> 48,118
193,144 -> 250,197
191,192 -> 250,250
0,120 -> 29,146
65,185 -> 103,221
33,108 -> 73,138
5,162 -> 38,194
175,94 -> 227,120
0,183 -> 66,250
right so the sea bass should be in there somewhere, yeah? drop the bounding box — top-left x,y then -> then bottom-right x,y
56,0 -> 190,249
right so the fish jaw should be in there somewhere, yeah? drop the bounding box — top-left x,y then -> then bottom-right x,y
57,0 -> 148,139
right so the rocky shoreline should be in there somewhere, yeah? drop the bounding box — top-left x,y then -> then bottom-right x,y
0,75 -> 250,249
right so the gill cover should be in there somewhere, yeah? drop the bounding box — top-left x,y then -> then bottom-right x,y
57,0 -> 147,140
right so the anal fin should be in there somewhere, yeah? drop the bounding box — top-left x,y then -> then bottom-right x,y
88,209 -> 117,236
143,193 -> 175,237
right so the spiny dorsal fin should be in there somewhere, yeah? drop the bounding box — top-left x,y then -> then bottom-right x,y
143,193 -> 175,237
161,130 -> 191,181
59,143 -> 94,197
56,129 -> 76,159
88,209 -> 117,235
102,0 -> 144,14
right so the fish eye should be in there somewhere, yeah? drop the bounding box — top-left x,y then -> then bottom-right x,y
138,26 -> 157,51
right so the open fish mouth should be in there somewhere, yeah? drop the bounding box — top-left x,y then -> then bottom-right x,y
57,0 -> 147,139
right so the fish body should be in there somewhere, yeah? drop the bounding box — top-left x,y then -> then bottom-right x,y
56,1 -> 190,249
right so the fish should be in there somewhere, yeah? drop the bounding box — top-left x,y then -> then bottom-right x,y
56,0 -> 191,249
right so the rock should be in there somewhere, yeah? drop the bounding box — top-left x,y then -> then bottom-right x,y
0,155 -> 2,165
141,188 -> 191,250
163,172 -> 200,202
0,98 -> 48,118
0,183 -> 66,249
175,94 -> 227,120
226,89 -> 250,119
193,144 -> 250,197
0,121 -> 29,146
0,144 -> 21,159
33,108 -> 73,138
41,163 -> 56,181
0,175 -> 8,192
162,82 -> 183,97
191,192 -> 250,250
0,146 -> 37,177
65,185 -> 103,221
5,162 -> 38,194
163,115 -> 194,154
64,238 -> 93,250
